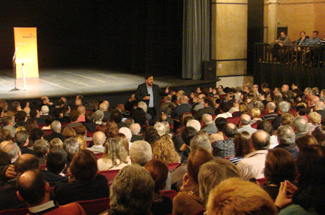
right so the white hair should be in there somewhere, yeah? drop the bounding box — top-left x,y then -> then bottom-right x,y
186,119 -> 201,131
119,127 -> 132,142
138,101 -> 148,113
130,141 -> 152,166
154,122 -> 166,137
40,105 -> 49,115
202,114 -> 213,125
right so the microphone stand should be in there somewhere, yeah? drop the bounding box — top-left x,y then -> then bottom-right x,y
10,48 -> 20,91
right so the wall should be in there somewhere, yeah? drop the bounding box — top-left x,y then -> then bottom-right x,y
264,0 -> 325,42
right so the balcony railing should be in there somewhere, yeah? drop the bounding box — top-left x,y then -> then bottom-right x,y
254,43 -> 325,90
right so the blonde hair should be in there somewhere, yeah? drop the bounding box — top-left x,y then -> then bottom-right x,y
15,126 -> 26,133
198,159 -> 239,205
250,108 -> 261,119
207,178 -> 277,215
103,138 -> 128,169
49,138 -> 64,150
308,112 -> 321,124
152,135 -> 180,163
75,135 -> 87,150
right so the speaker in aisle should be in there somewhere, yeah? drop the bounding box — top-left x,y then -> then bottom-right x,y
203,61 -> 217,81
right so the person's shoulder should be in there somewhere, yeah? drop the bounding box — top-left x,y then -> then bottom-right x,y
278,204 -> 319,215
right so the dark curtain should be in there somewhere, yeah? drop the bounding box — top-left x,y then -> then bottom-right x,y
182,0 -> 210,80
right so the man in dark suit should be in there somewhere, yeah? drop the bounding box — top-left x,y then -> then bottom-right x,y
135,74 -> 161,119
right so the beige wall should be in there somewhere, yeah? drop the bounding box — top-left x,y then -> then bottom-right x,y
211,0 -> 248,76
264,0 -> 325,42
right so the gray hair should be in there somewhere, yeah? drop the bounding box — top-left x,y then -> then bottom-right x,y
293,116 -> 308,133
190,133 -> 212,152
202,114 -> 213,125
186,119 -> 201,132
138,101 -> 148,113
161,121 -> 170,135
33,139 -> 50,157
130,141 -> 152,166
253,101 -> 265,111
278,101 -> 290,113
130,123 -> 141,135
64,138 -> 80,157
277,125 -> 296,146
198,159 -> 239,205
93,131 -> 106,146
154,122 -> 166,137
0,141 -> 20,159
94,110 -> 104,122
50,120 -> 61,133
110,164 -> 154,214
267,102 -> 276,111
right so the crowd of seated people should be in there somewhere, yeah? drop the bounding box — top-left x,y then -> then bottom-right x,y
1,81 -> 325,214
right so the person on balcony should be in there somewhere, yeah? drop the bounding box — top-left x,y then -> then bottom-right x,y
275,32 -> 291,47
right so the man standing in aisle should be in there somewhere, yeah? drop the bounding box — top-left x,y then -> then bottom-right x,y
135,74 -> 161,120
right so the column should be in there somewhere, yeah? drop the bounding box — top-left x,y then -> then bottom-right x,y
267,0 -> 278,43
211,0 -> 248,76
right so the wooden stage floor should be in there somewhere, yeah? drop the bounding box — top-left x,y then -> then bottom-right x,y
0,69 -> 215,102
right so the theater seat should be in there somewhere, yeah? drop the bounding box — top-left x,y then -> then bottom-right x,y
167,163 -> 180,171
256,177 -> 267,186
77,197 -> 110,215
161,190 -> 178,201
226,116 -> 240,125
0,207 -> 29,215
95,153 -> 104,160
98,169 -> 120,183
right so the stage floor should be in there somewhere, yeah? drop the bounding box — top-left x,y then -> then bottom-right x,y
0,69 -> 214,100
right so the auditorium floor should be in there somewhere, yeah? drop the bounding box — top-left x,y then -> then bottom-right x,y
0,68 -> 215,102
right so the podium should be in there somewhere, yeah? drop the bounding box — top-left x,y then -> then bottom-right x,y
11,27 -> 39,91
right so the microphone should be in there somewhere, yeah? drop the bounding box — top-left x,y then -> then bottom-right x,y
12,47 -> 18,61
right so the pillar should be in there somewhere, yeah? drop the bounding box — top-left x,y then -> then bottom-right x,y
267,0 -> 278,43
211,0 -> 248,76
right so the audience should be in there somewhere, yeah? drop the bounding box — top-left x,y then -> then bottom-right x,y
1,82 -> 324,214
54,149 -> 110,205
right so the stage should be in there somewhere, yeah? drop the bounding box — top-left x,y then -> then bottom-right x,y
0,69 -> 216,107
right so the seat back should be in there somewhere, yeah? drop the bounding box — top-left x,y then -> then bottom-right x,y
77,197 -> 110,215
256,177 -> 267,186
226,116 -> 240,125
167,163 -> 180,171
0,208 -> 29,215
98,169 -> 120,183
95,153 -> 104,160
161,190 -> 178,201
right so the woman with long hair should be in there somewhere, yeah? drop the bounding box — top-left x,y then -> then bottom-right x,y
152,135 -> 180,163
97,137 -> 130,171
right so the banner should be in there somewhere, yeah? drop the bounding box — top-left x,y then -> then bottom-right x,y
14,27 -> 39,79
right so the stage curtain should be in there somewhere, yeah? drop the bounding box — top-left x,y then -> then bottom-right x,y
182,0 -> 210,80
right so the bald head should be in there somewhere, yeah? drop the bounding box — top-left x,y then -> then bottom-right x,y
240,114 -> 251,125
17,169 -> 47,207
251,130 -> 270,150
223,123 -> 238,138
93,131 -> 106,146
0,141 -> 20,162
14,154 -> 39,175
130,123 -> 141,135
315,101 -> 325,110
